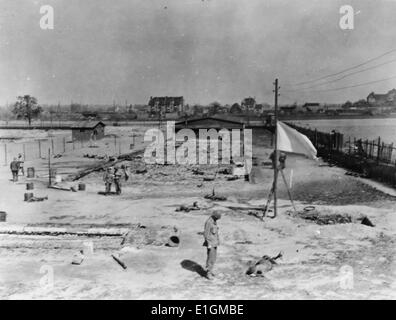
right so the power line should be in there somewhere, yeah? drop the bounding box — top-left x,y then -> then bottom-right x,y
285,74 -> 396,93
293,48 -> 396,86
292,58 -> 396,90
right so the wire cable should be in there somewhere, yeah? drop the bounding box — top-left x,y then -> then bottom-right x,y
292,58 -> 396,90
285,74 -> 396,93
293,48 -> 396,86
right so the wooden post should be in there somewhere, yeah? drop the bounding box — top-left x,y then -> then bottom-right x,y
114,136 -> 117,154
51,139 -> 54,155
63,137 -> 66,153
38,140 -> 41,158
23,143 -> 26,161
273,78 -> 279,218
377,137 -> 381,163
242,123 -> 245,158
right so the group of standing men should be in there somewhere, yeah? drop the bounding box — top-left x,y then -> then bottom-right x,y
102,165 -> 129,195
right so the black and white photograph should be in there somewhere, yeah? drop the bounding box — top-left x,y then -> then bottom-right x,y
0,0 -> 395,305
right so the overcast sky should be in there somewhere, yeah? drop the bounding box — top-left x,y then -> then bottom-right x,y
1,0 -> 396,106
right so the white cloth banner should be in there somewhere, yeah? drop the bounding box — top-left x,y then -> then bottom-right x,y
277,121 -> 317,159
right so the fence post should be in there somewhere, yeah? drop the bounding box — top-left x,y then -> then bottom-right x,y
377,137 -> 381,163
51,139 -> 54,155
38,140 -> 41,158
63,137 -> 66,153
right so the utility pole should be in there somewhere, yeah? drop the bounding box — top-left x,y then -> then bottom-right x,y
48,148 -> 51,187
273,78 -> 280,218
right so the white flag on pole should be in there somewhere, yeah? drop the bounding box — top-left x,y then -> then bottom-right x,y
277,121 -> 317,159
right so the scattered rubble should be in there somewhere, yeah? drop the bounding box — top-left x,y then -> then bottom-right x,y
120,224 -> 180,248
288,206 -> 375,226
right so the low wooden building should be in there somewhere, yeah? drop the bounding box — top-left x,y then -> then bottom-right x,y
175,116 -> 244,132
71,121 -> 106,141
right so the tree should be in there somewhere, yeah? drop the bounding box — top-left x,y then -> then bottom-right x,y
209,101 -> 222,115
230,103 -> 242,114
192,104 -> 202,115
13,95 -> 42,125
342,100 -> 353,109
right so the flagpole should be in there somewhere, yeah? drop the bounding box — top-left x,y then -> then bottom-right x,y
273,78 -> 279,218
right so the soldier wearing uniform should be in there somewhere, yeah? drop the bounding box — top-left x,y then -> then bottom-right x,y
10,158 -> 20,182
203,211 -> 221,280
113,167 -> 122,195
18,153 -> 25,176
103,167 -> 114,194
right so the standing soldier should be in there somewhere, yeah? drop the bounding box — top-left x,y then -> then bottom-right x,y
113,167 -> 123,195
10,157 -> 20,182
103,167 -> 114,194
18,153 -> 25,176
203,211 -> 221,280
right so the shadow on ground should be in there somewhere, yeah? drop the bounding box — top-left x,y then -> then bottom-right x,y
180,260 -> 207,277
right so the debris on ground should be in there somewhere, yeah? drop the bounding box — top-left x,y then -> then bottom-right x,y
246,252 -> 283,277
361,216 -> 375,227
296,207 -> 352,225
204,193 -> 227,201
247,210 -> 264,219
120,224 -> 180,248
192,168 -> 204,175
218,168 -> 232,175
27,196 -> 48,202
287,206 -> 374,227
71,250 -> 85,265
50,185 -> 74,192
112,254 -> 127,269
175,202 -> 200,212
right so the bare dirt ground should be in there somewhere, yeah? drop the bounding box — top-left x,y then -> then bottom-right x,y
0,128 -> 395,299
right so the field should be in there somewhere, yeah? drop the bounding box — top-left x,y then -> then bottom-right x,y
0,125 -> 395,299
